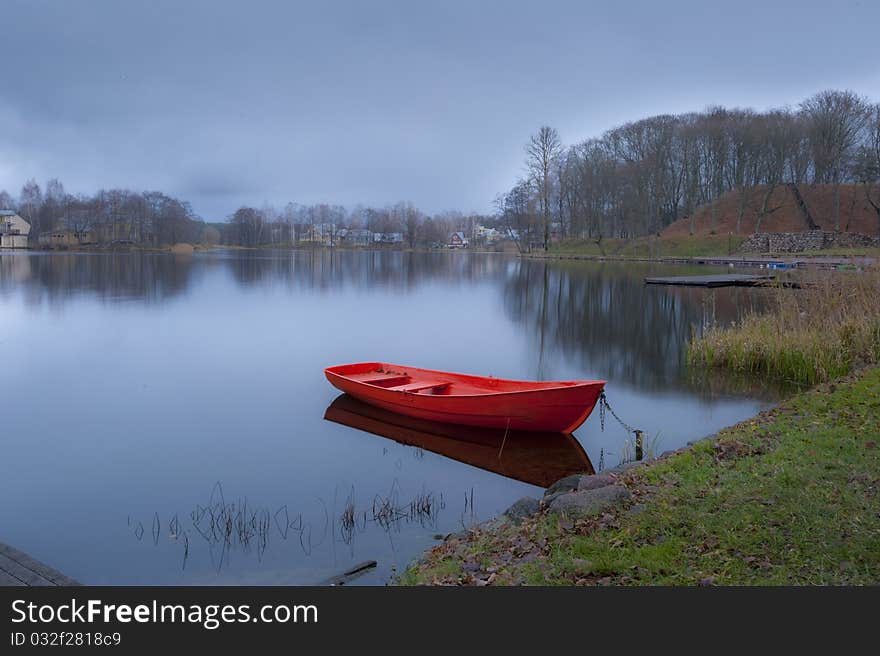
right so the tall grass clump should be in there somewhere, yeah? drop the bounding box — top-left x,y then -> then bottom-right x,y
688,270 -> 880,385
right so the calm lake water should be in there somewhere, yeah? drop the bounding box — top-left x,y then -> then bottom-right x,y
0,250 -> 779,585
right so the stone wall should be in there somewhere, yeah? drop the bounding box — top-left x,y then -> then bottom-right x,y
739,231 -> 880,254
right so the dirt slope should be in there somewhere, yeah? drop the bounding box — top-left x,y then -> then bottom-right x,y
662,184 -> 880,238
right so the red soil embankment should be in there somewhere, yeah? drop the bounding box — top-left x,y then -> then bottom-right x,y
663,184 -> 880,238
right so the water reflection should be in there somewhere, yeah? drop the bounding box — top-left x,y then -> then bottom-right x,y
0,251 -> 197,303
218,249 -> 509,291
502,260 -> 763,391
1,249 -> 777,584
324,394 -> 594,487
0,250 -> 764,394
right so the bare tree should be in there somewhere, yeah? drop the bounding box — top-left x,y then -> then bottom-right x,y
800,90 -> 872,229
502,89 -> 879,242
19,179 -> 42,233
526,126 -> 562,250
854,103 -> 880,232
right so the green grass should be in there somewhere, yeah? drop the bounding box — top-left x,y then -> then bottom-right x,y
546,235 -> 746,258
400,367 -> 880,585
778,247 -> 880,258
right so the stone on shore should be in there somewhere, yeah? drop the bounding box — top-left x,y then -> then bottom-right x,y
503,497 -> 541,523
577,474 -> 616,491
544,474 -> 586,497
543,472 -> 617,506
547,484 -> 631,518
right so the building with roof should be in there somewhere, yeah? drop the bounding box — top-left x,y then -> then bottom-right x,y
0,210 -> 31,248
447,231 -> 469,248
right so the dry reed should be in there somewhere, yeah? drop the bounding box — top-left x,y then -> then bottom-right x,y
688,269 -> 880,385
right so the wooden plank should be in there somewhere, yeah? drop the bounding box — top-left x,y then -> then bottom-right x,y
388,381 -> 451,393
644,274 -> 775,288
321,560 -> 378,586
0,567 -> 27,586
0,553 -> 54,586
0,543 -> 80,586
348,372 -> 409,385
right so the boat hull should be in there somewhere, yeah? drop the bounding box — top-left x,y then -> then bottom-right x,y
324,362 -> 605,433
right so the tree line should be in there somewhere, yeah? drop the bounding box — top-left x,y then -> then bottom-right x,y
502,89 -> 880,250
5,88 -> 877,251
0,181 -> 209,246
0,181 -> 494,249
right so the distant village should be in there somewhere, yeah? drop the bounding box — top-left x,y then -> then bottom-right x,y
293,224 -> 512,249
0,179 -> 558,253
1,207 -> 526,252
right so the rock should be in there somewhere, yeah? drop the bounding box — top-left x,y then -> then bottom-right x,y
544,474 -> 587,498
577,474 -> 616,491
547,484 -> 631,518
462,561 -> 481,573
503,497 -> 541,523
542,489 -> 567,507
518,551 -> 540,564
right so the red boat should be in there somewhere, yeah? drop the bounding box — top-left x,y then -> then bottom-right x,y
324,362 -> 605,433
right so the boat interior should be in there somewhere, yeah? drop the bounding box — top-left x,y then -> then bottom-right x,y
328,362 -> 595,396
345,370 -> 454,395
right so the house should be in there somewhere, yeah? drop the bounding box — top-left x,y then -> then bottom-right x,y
475,225 -> 501,244
38,230 -> 96,249
339,228 -> 373,247
447,231 -> 469,248
0,210 -> 30,248
300,224 -> 322,243
300,224 -> 337,244
373,232 -> 404,244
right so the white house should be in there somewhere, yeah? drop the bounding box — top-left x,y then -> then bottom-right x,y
475,225 -> 501,243
0,210 -> 30,248
373,232 -> 403,244
339,228 -> 373,246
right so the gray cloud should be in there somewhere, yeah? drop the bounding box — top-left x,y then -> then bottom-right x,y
1,0 -> 878,219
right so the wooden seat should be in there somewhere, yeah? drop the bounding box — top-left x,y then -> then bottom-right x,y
349,372 -> 409,385
388,381 -> 451,393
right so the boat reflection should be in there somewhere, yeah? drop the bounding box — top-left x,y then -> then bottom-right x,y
324,394 -> 594,488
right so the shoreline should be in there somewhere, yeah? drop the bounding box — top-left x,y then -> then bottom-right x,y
399,366 -> 880,585
520,251 -> 878,270
7,244 -> 877,269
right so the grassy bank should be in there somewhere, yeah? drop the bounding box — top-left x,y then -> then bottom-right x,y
400,367 -> 880,585
689,271 -> 880,385
545,235 -> 745,259
541,235 -> 879,260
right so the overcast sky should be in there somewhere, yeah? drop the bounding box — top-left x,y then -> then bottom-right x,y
1,0 -> 878,219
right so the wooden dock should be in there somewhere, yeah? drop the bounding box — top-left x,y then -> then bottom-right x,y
0,542 -> 80,586
644,273 -> 776,288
